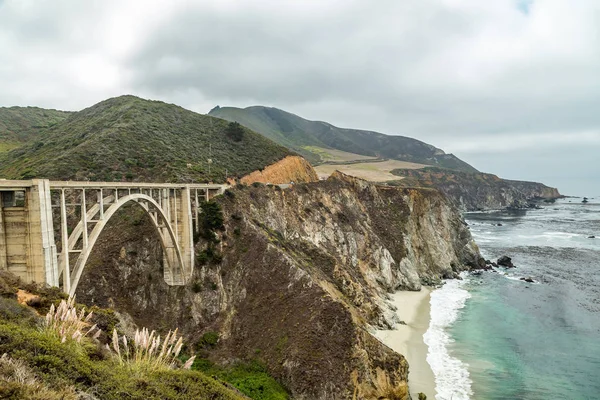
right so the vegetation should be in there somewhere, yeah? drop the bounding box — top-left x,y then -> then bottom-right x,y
108,327 -> 195,372
0,106 -> 71,154
192,358 -> 289,400
0,95 -> 292,182
196,200 -> 225,264
0,271 -> 243,399
43,296 -> 101,343
208,105 -> 478,172
200,200 -> 225,237
225,121 -> 245,142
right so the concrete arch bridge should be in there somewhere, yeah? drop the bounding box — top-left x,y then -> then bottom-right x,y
0,180 -> 226,295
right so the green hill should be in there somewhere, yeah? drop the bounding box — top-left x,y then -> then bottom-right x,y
208,105 -> 478,172
0,96 -> 293,182
0,106 -> 71,153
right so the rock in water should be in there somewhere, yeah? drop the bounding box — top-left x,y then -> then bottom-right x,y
497,255 -> 516,268
588,235 -> 595,239
520,277 -> 535,283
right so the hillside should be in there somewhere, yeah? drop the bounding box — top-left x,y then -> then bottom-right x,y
0,96 -> 292,182
208,105 -> 478,172
0,107 -> 71,153
0,271 -> 245,400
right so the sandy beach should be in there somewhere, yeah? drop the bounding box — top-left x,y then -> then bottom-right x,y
375,287 -> 437,399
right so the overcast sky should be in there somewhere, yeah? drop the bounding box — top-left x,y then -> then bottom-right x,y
1,0 -> 598,195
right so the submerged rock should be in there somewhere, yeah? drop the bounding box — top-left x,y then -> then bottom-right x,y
497,255 -> 516,268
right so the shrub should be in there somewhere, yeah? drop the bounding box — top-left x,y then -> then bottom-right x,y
200,201 -> 224,231
193,359 -> 289,400
196,251 -> 209,266
225,122 -> 244,142
44,297 -> 101,343
108,327 -> 195,373
197,332 -> 220,349
192,281 -> 203,293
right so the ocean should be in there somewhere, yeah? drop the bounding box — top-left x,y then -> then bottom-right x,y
426,197 -> 600,400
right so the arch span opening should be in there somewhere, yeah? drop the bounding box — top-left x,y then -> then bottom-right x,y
67,194 -> 187,296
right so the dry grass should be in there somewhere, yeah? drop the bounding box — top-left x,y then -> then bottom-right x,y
43,296 -> 101,343
108,327 -> 195,372
303,146 -> 377,162
0,353 -> 81,399
315,160 -> 427,182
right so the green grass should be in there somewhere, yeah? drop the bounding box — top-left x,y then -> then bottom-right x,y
192,358 -> 289,400
0,96 -> 292,182
0,141 -> 20,153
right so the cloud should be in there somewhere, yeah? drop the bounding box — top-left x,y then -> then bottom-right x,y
0,0 -> 598,193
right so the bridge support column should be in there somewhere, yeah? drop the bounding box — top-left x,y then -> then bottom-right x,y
0,201 -> 8,271
161,189 -> 179,285
26,180 -> 58,286
180,187 -> 194,279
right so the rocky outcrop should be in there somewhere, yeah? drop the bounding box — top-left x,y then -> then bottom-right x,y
76,172 -> 482,399
236,155 -> 319,185
392,167 -> 561,211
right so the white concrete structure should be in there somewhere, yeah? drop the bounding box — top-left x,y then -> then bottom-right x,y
0,180 -> 226,295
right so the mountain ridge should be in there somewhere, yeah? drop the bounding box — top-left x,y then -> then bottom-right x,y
208,105 -> 478,172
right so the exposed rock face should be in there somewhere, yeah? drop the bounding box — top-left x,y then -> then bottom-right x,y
392,168 -> 561,211
237,155 -> 319,185
76,172 -> 481,399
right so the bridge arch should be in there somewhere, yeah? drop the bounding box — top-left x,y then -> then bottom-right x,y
0,180 -> 226,292
67,194 -> 187,296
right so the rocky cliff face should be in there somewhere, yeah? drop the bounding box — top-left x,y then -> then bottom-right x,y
236,155 -> 319,185
76,172 -> 482,399
392,168 -> 561,211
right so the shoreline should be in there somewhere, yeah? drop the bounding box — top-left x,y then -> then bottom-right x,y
375,287 -> 437,399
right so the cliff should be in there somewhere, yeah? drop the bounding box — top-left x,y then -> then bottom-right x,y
236,155 -> 319,185
74,172 -> 483,399
392,167 -> 561,211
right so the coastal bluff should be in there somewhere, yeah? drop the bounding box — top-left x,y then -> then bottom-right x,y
392,167 -> 561,211
75,171 -> 483,399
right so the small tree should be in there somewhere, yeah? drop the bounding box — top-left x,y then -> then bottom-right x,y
225,122 -> 244,142
200,201 -> 224,238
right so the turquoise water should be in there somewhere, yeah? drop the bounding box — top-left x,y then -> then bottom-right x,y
439,197 -> 600,399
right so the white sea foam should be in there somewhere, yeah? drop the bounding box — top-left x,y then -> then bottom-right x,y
424,277 -> 473,400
